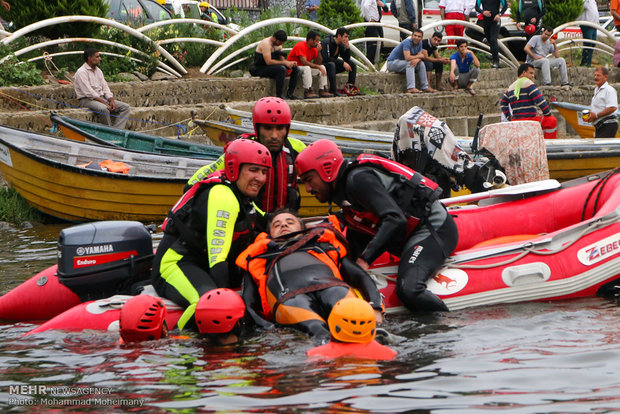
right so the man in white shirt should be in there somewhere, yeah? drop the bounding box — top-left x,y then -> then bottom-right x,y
524,27 -> 572,86
439,0 -> 470,46
361,0 -> 386,64
73,48 -> 131,129
579,0 -> 598,67
586,67 -> 618,138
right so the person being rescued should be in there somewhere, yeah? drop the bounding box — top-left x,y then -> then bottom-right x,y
151,139 -> 271,340
296,139 -> 459,313
236,209 -> 385,345
186,97 -> 306,213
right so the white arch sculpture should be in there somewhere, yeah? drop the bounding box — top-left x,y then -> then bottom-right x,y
0,15 -> 186,74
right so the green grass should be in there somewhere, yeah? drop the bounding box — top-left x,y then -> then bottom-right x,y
0,187 -> 45,224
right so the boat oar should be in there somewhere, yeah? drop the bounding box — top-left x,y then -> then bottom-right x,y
442,179 -> 561,206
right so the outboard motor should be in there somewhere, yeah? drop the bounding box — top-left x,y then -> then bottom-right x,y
57,221 -> 154,301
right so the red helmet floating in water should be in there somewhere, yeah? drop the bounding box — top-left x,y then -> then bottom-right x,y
524,24 -> 536,35
295,139 -> 344,183
224,138 -> 271,182
119,295 -> 167,342
328,297 -> 376,343
195,288 -> 246,334
252,96 -> 291,137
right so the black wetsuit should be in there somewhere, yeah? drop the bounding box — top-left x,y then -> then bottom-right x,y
252,50 -> 299,98
320,34 -> 357,94
332,162 -> 459,312
475,0 -> 508,65
152,179 -> 260,330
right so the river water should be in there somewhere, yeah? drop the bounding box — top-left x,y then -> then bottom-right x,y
0,223 -> 619,413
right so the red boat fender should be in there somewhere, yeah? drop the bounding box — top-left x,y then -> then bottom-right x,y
0,265 -> 81,321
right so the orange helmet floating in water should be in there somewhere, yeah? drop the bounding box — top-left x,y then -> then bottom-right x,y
328,297 -> 376,343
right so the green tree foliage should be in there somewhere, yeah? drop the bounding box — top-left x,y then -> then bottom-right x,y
0,54 -> 44,87
1,0 -> 108,38
318,0 -> 363,30
510,0 -> 583,30
544,0 -> 583,29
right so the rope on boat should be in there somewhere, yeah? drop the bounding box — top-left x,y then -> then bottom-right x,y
43,52 -> 73,84
4,87 -> 194,138
140,117 -> 191,133
444,215 -> 620,270
186,106 -> 219,138
581,167 -> 620,221
0,91 -> 53,125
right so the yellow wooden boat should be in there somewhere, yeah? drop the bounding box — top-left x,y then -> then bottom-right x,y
222,105 -> 395,146
0,125 -> 327,221
551,101 -> 620,139
192,118 -> 391,157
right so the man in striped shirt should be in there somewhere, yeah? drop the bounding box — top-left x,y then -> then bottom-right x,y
499,62 -> 557,139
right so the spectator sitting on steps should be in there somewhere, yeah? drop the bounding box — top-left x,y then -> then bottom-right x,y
422,31 -> 451,91
252,30 -> 300,100
73,48 -> 131,129
320,27 -> 358,97
287,31 -> 333,99
387,29 -> 437,94
524,26 -> 573,87
448,38 -> 480,95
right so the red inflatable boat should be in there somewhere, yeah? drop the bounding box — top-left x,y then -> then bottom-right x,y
2,170 -> 620,334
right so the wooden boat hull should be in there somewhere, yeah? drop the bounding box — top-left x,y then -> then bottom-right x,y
51,113 -> 223,159
223,105 -> 394,145
551,101 -> 620,139
0,125 -> 327,221
195,119 -> 389,157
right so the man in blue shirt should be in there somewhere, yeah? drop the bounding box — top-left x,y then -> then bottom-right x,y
306,0 -> 320,21
448,38 -> 480,95
386,29 -> 436,93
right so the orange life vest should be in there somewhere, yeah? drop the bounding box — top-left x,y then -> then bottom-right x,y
236,226 -> 348,319
306,340 -> 397,360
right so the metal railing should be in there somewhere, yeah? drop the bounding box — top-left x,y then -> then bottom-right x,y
0,16 -> 614,78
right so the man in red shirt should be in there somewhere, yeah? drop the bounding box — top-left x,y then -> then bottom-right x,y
288,31 -> 333,99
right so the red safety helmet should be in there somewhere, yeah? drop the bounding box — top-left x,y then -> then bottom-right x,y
524,24 -> 536,35
195,288 -> 246,334
252,96 -> 292,136
342,83 -> 359,96
295,139 -> 344,183
224,138 -> 271,182
119,295 -> 167,342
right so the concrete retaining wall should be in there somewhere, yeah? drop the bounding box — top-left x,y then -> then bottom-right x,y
0,66 -> 615,138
